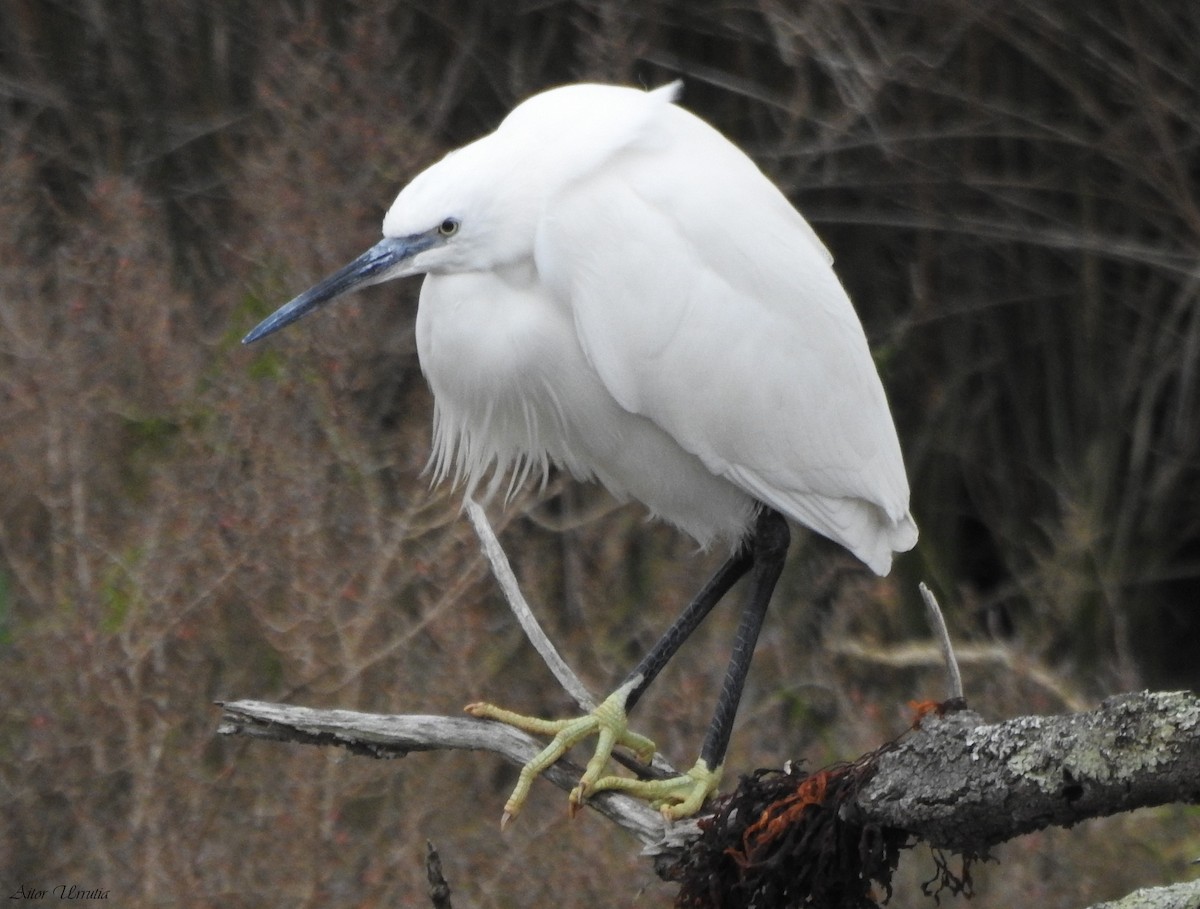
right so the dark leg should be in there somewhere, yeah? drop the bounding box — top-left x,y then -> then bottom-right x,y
574,506 -> 791,819
468,506 -> 789,823
621,543 -> 755,713
699,507 -> 790,769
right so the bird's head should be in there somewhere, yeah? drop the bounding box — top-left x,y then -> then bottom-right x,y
379,132 -> 543,275
241,130 -> 544,345
242,82 -> 678,345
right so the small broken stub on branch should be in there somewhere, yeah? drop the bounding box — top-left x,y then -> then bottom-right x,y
667,735 -> 981,909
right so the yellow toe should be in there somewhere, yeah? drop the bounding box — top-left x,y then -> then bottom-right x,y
585,758 -> 722,821
466,686 -> 658,823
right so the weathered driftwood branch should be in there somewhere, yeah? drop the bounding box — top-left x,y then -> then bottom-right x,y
216,690 -> 1200,861
215,698 -> 678,846
463,498 -> 684,782
218,507 -> 1200,907
464,499 -> 596,713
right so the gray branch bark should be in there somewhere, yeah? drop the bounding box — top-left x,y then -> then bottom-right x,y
856,690 -> 1200,851
217,690 -> 1200,909
1089,881 -> 1200,909
215,698 -> 675,845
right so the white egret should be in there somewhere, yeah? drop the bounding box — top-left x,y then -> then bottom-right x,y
244,82 -> 917,823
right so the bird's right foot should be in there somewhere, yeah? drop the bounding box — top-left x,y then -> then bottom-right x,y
465,684 -> 656,826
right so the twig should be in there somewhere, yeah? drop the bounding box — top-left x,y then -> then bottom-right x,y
827,639 -> 1088,711
918,582 -> 963,700
465,498 -> 596,712
425,840 -> 453,909
465,497 -> 680,781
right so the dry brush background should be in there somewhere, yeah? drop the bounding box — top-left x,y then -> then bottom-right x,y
2,2 -> 1199,906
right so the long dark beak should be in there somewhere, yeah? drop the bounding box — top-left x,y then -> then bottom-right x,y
242,236 -> 427,345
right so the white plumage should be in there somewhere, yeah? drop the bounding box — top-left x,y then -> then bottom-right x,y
389,82 -> 915,571
243,81 -> 919,821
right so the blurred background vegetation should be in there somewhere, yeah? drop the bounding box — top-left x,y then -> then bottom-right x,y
1,1 -> 1198,906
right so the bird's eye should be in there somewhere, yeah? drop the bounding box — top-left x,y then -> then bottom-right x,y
438,218 -> 460,237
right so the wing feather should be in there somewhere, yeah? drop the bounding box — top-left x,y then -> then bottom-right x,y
535,101 -> 916,572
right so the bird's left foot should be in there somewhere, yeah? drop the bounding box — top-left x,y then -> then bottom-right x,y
584,757 -> 722,821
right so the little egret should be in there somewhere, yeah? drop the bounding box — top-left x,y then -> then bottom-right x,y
244,82 -> 917,822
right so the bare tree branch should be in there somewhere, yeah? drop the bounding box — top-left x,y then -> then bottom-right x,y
828,638 -> 1091,711
217,509 -> 1200,908
217,689 -> 1200,901
856,690 -> 1200,851
464,498 -> 597,713
463,499 -> 684,781
215,698 -> 673,845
